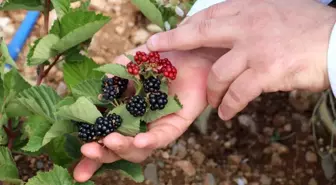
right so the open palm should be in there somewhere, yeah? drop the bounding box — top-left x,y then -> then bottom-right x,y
73,45 -> 225,182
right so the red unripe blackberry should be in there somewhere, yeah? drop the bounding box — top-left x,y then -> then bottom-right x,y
126,95 -> 148,117
127,62 -> 140,75
143,76 -> 161,93
148,91 -> 168,110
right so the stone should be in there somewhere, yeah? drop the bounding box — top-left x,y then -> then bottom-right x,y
203,173 -> 216,185
271,153 -> 282,166
56,82 -> 67,96
308,178 -> 318,185
260,175 -> 272,185
144,163 -> 159,185
192,151 -> 206,166
161,151 -> 169,159
284,124 -> 292,132
175,160 -> 196,176
228,155 -> 242,165
271,143 -> 289,154
172,143 -> 188,159
115,26 -> 125,35
305,151 -> 318,163
146,24 -> 163,33
238,114 -> 257,133
131,28 -> 150,44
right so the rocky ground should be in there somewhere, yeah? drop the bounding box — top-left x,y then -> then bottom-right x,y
0,0 -> 334,185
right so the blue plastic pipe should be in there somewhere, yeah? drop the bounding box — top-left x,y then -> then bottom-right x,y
7,11 -> 40,67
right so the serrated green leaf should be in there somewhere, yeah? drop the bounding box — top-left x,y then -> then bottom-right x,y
55,96 -> 76,109
44,134 -> 81,168
143,95 -> 182,123
0,128 -> 8,145
160,80 -> 168,94
95,160 -> 144,183
0,0 -> 43,11
0,37 -> 17,68
52,11 -> 110,53
22,116 -> 52,152
77,0 -> 91,10
27,34 -> 60,66
50,20 -> 61,36
42,120 -> 76,145
110,105 -> 141,136
131,0 -> 164,28
64,55 -> 104,89
55,97 -> 102,124
26,165 -> 94,185
0,146 -> 22,184
5,99 -> 32,117
72,79 -> 105,105
17,85 -> 61,122
4,69 -> 31,96
51,0 -> 70,18
94,63 -> 138,82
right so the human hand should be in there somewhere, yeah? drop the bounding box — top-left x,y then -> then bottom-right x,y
146,0 -> 336,120
73,45 -> 225,182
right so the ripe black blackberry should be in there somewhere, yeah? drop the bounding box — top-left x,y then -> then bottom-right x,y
126,95 -> 147,117
77,113 -> 123,142
101,76 -> 129,100
112,76 -> 129,95
148,91 -> 168,110
143,76 -> 161,93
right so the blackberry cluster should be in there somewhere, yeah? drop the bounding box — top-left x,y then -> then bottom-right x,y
143,76 -> 161,93
77,113 -> 122,142
101,76 -> 129,101
126,95 -> 147,117
149,91 -> 168,110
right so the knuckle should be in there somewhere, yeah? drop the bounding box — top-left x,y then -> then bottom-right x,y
210,65 -> 226,83
196,20 -> 213,37
226,87 -> 243,106
205,4 -> 220,19
165,31 -> 176,47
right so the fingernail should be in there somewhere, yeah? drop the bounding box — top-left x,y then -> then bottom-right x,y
218,105 -> 229,121
147,34 -> 159,51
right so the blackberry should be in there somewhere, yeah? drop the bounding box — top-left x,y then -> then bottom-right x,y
101,76 -> 128,100
148,91 -> 168,110
126,95 -> 147,117
77,113 -> 123,142
143,76 -> 161,93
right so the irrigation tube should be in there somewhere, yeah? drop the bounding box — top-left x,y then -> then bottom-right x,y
6,11 -> 40,68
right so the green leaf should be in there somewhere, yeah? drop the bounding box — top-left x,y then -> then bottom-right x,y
26,165 -> 94,185
4,69 -> 31,97
95,160 -> 144,183
0,0 -> 43,11
17,85 -> 61,122
55,97 -> 102,124
124,54 -> 135,63
44,134 -> 81,168
22,116 -> 52,152
27,34 -> 60,66
63,55 -> 104,88
78,0 -> 91,10
94,63 -> 138,81
110,105 -> 141,136
0,38 -> 17,68
0,146 -> 22,184
131,0 -> 164,28
5,99 -> 32,117
0,128 -> 8,145
50,20 -> 61,36
52,11 -> 110,53
55,96 -> 76,109
72,79 -> 105,105
42,120 -> 76,145
143,95 -> 182,123
51,0 -> 70,18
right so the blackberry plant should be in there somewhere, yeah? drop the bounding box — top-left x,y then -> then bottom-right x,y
0,0 -> 192,184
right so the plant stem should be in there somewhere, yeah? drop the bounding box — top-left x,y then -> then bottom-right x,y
3,119 -> 14,150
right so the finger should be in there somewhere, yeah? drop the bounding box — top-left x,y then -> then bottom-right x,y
73,157 -> 102,182
113,44 -> 149,65
103,132 -> 152,163
207,48 -> 247,108
147,17 -> 241,52
81,142 -> 121,163
181,0 -> 242,25
134,114 -> 187,149
218,68 -> 263,120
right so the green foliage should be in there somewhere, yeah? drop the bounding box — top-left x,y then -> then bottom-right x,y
0,0 -> 191,183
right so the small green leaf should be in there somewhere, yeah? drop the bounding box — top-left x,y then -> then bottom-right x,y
27,34 -> 60,66
131,0 -> 164,28
72,79 -> 106,105
26,165 -> 94,185
0,146 -> 22,184
76,0 -> 91,10
52,11 -> 110,53
5,99 -> 32,117
143,95 -> 182,123
4,69 -> 31,97
51,0 -> 70,18
0,38 -> 17,68
160,80 -> 168,94
124,54 -> 135,62
110,105 -> 141,136
55,97 -> 102,124
0,0 -> 43,11
17,85 -> 61,122
94,63 -> 138,81
44,134 -> 81,168
22,116 -> 52,152
55,96 -> 76,109
95,160 -> 144,183
63,55 -> 104,89
42,120 -> 76,145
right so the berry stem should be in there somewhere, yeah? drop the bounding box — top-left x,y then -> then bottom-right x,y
113,99 -> 120,106
37,54 -> 61,86
3,119 -> 15,150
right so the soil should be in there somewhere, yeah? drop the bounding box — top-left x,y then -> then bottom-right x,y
0,0 -> 334,185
